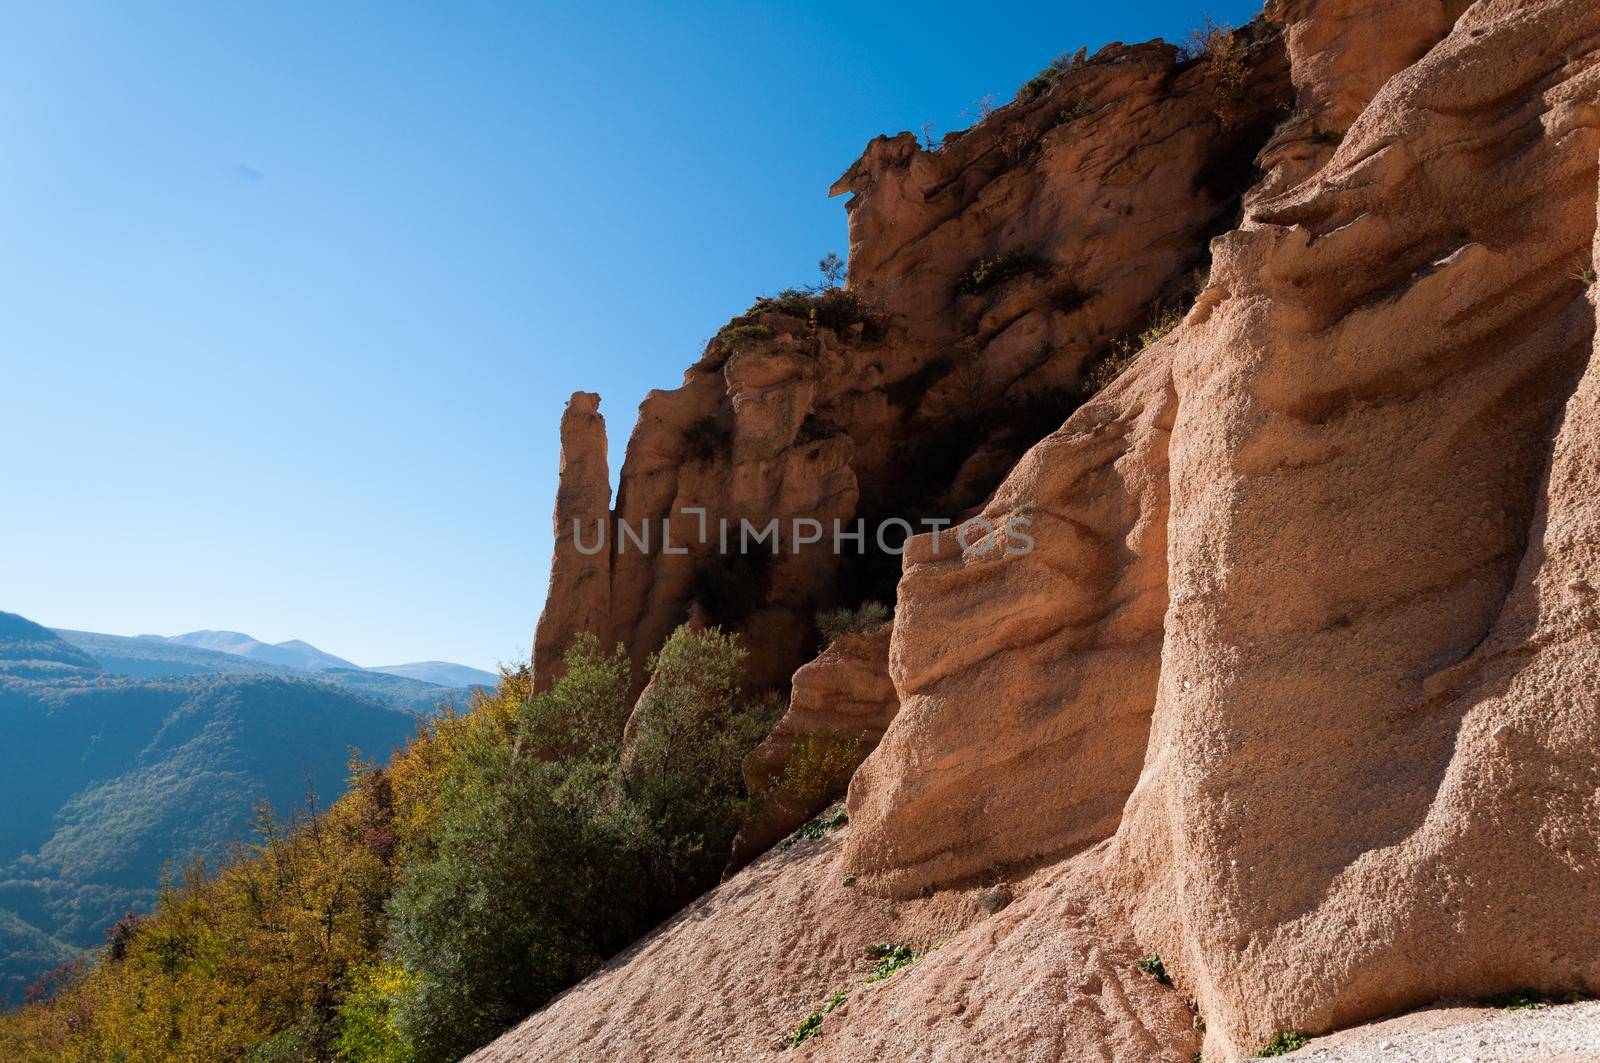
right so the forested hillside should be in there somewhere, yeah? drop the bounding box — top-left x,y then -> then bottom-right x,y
0,613 -> 418,1005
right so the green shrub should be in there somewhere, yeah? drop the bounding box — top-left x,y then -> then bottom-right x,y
1487,987 -> 1546,1010
780,808 -> 848,851
956,251 -> 1051,297
777,732 -> 865,804
1182,18 -> 1250,95
1016,48 -> 1087,103
792,1010 -> 823,1046
816,601 -> 891,642
789,988 -> 848,1046
1136,954 -> 1171,985
385,628 -> 773,1062
747,287 -> 875,335
1256,1031 -> 1311,1056
1055,94 -> 1095,125
718,323 -> 774,350
866,942 -> 920,982
335,962 -> 417,1063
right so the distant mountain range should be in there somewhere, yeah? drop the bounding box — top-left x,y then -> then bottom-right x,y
53,629 -> 497,713
0,610 -> 493,1005
370,659 -> 500,687
130,629 -> 499,687
154,629 -> 362,671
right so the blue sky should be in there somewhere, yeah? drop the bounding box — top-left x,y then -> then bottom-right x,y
0,0 -> 1259,671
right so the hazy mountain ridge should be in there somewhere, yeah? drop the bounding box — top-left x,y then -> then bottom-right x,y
161,630 -> 361,671
370,660 -> 499,687
54,628 -> 487,713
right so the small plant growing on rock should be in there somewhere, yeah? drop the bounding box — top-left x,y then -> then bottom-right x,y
956,250 -> 1051,297
1055,94 -> 1095,126
865,942 -> 920,982
818,251 -> 846,290
789,990 -> 848,1047
1182,17 -> 1250,94
977,884 -> 1013,915
791,1010 -> 823,1046
779,807 -> 849,851
966,93 -> 999,123
816,601 -> 891,642
747,287 -> 876,336
1017,47 -> 1087,103
1487,987 -> 1546,1010
1136,954 -> 1171,986
718,323 -> 774,351
1255,1030 -> 1311,1056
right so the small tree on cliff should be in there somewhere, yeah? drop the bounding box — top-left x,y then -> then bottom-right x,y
818,251 -> 845,289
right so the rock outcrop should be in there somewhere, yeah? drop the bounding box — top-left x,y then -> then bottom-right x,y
732,625 -> 898,863
842,347 -> 1176,895
531,392 -> 612,691
499,0 -> 1600,1059
843,0 -> 1600,1056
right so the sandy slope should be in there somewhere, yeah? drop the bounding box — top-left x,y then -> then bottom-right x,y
1278,1000 -> 1600,1062
470,827 -> 1200,1062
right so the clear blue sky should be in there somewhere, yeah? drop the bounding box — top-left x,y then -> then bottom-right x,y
0,0 -> 1260,672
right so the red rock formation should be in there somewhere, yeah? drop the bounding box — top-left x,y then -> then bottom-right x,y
530,392 -> 611,692
1106,2 -> 1600,1055
529,27 -> 1295,695
491,2 -> 1600,1059
842,348 -> 1176,896
732,625 -> 898,864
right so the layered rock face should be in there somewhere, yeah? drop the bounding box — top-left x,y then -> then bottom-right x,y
501,1 -> 1600,1059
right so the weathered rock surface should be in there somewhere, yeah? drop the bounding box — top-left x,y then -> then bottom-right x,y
1253,0 -> 1473,198
732,625 -> 898,864
1106,2 -> 1600,1056
842,346 -> 1176,896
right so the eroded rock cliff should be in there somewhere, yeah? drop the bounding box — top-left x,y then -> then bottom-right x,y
532,22 -> 1295,697
504,0 -> 1600,1059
